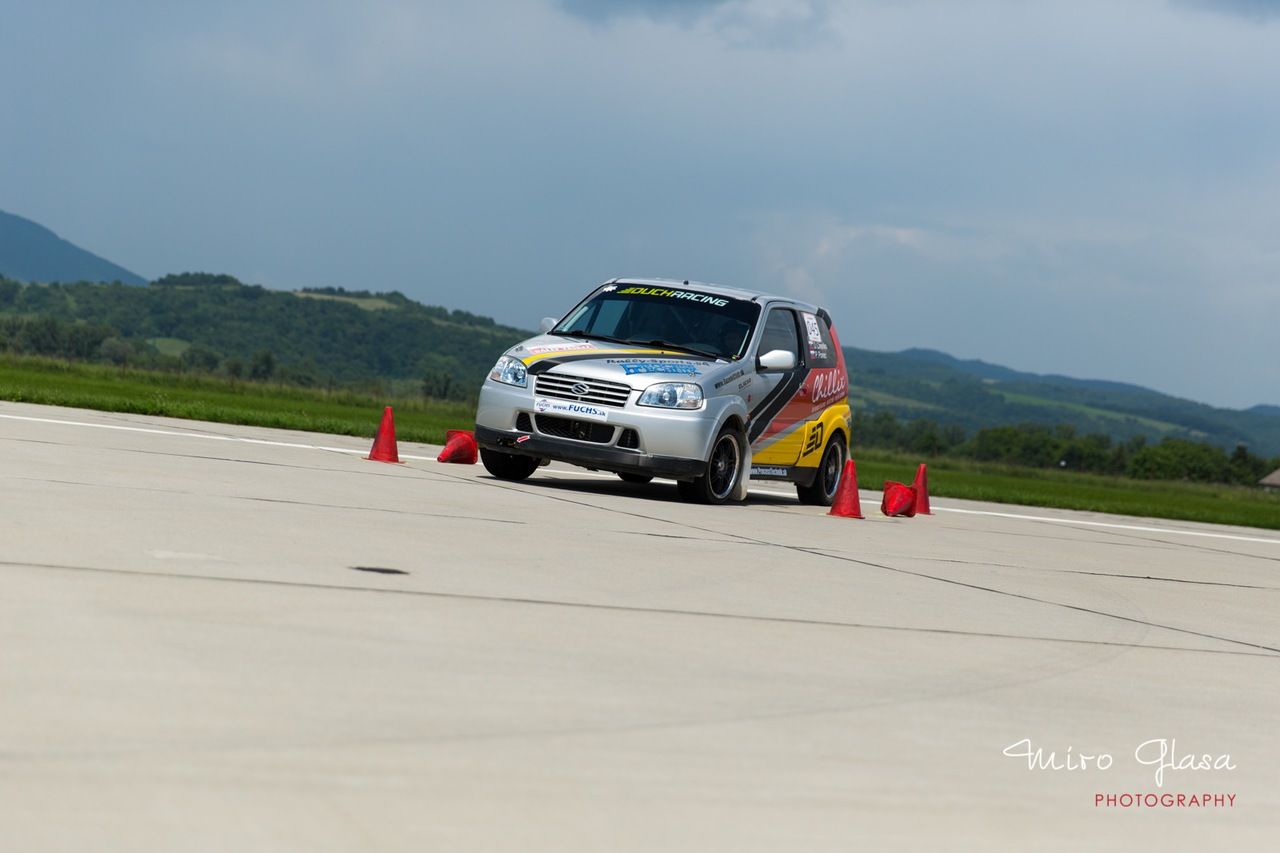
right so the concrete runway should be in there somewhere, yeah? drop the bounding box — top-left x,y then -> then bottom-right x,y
1,400 -> 1277,852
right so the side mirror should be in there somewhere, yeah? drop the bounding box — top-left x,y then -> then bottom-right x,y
538,317 -> 558,334
757,349 -> 796,371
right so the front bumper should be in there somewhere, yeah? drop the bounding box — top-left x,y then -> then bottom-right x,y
474,378 -> 722,480
475,425 -> 706,480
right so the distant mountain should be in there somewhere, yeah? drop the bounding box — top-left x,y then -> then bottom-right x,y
847,346 -> 1280,457
0,210 -> 145,285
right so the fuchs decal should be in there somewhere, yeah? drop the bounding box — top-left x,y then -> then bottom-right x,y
534,398 -> 609,422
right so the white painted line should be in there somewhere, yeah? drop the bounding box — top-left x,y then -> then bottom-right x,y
538,470 -> 1280,544
5,410 -> 1277,546
0,412 -> 437,461
931,506 -> 1280,545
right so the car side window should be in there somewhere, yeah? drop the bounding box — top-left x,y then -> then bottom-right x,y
759,308 -> 800,361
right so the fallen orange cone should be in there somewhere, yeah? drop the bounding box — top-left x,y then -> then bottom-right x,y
881,481 -> 917,517
828,459 -> 864,519
911,463 -> 932,514
437,429 -> 478,464
366,406 -> 400,463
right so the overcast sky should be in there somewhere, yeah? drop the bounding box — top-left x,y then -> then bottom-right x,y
2,0 -> 1277,407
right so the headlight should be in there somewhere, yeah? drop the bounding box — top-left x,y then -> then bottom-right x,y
638,382 -> 703,409
489,355 -> 528,388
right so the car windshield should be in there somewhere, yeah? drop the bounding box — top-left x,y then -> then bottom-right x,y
553,284 -> 760,361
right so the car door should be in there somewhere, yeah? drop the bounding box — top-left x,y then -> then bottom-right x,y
794,310 -> 848,464
748,307 -> 809,467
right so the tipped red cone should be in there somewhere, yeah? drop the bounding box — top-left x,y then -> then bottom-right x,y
828,459 -> 864,518
911,463 -> 932,514
437,429 -> 478,464
881,481 -> 917,517
366,406 -> 400,463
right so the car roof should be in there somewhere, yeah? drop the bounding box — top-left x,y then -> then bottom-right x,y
608,277 -> 821,313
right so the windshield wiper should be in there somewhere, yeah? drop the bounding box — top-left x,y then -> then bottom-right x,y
554,330 -> 634,346
554,330 -> 722,360
628,339 -> 722,360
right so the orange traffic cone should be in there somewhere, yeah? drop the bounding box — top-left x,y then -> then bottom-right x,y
911,463 -> 932,514
828,459 -> 864,518
366,406 -> 400,463
437,429 -> 478,464
881,481 -> 917,517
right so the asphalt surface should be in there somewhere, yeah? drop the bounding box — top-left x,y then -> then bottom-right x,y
1,400 -> 1277,852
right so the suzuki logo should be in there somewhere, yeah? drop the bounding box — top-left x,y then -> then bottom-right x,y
570,382 -> 590,395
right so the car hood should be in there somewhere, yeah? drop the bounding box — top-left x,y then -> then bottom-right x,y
511,335 -> 739,391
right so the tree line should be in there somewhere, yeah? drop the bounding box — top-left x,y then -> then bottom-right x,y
0,274 -> 526,401
852,410 -> 1278,486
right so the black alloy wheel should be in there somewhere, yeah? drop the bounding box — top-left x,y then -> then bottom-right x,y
797,434 -> 846,506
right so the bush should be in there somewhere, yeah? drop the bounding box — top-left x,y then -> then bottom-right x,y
1127,438 -> 1231,483
181,345 -> 222,372
98,336 -> 134,366
249,349 -> 276,381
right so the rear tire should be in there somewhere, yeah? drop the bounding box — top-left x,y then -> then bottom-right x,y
618,473 -> 653,484
678,426 -> 744,505
796,434 -> 846,506
480,447 -> 540,481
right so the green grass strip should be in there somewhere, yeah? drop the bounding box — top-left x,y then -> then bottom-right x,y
852,448 -> 1280,531
0,355 -> 472,445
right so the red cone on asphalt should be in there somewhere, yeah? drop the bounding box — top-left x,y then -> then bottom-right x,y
881,481 -> 917,517
437,429 -> 478,464
366,406 -> 400,463
911,463 -> 932,515
828,459 -> 864,519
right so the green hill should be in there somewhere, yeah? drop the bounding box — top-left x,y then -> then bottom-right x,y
848,347 -> 1280,456
0,273 -> 528,398
0,210 -> 146,285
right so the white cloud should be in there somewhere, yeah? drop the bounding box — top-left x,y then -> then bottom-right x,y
559,0 -> 837,46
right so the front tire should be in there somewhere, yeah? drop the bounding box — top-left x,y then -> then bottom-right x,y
796,433 -> 846,506
480,447 -> 540,481
677,426 -> 744,505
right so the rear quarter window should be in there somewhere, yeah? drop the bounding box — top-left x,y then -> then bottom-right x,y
801,311 -> 837,368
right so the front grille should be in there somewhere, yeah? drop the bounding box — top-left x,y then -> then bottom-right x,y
535,415 -> 615,444
515,412 -> 532,431
617,428 -> 640,449
535,373 -> 631,407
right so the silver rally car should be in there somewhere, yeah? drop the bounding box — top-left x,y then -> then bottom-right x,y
474,278 -> 852,505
